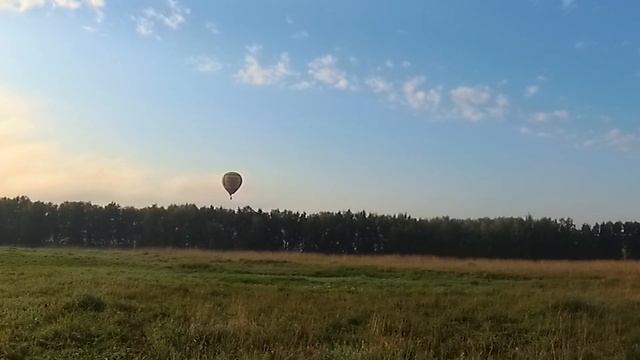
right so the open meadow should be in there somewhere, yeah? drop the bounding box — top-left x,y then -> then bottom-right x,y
1,247 -> 640,359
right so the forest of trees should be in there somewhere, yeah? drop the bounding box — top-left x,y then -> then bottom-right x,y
1,196 -> 639,260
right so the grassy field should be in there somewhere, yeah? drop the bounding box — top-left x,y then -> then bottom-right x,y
1,248 -> 640,359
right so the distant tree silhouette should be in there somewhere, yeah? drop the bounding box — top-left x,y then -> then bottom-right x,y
0,196 -> 638,260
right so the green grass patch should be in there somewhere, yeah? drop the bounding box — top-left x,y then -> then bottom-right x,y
0,247 -> 638,359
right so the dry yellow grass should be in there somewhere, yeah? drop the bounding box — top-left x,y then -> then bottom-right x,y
120,248 -> 640,277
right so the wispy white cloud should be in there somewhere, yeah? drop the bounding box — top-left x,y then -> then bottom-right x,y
403,77 -> 441,111
290,30 -> 309,40
574,41 -> 588,50
0,0 -> 103,12
561,0 -> 575,10
149,0 -> 188,29
53,0 -> 82,9
603,128 -> 640,152
134,16 -> 155,37
205,21 -> 219,35
308,55 -> 351,90
520,126 -> 554,139
522,123 -> 640,154
133,0 -> 189,37
528,110 -> 570,124
450,86 -> 508,121
235,46 -> 292,86
576,128 -> 640,153
365,77 -> 394,94
0,0 -> 45,11
291,81 -> 313,91
536,75 -> 549,82
285,15 -> 294,25
524,85 -> 540,98
85,0 -> 102,8
600,115 -> 613,124
524,75 -> 548,98
519,108 -> 576,145
189,56 -> 223,74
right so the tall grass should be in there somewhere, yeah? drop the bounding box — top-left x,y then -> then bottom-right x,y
1,247 -> 639,359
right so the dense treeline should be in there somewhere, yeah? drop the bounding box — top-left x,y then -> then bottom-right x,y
1,196 -> 639,259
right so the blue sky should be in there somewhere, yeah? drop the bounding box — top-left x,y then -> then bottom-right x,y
0,0 -> 639,223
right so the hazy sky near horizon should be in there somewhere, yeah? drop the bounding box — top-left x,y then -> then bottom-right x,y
0,0 -> 639,223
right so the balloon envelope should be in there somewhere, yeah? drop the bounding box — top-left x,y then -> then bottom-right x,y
222,172 -> 243,199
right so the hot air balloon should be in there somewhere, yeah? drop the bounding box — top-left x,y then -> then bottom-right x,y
222,172 -> 243,200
